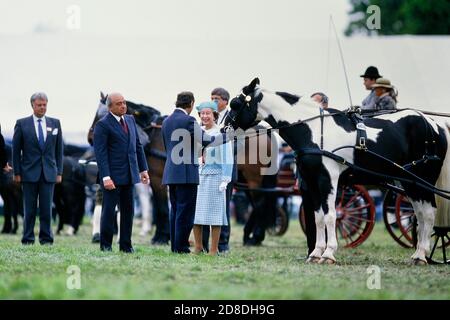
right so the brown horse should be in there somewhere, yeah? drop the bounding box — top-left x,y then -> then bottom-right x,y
233,128 -> 278,245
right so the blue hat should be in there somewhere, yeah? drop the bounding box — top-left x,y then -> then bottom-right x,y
196,101 -> 218,112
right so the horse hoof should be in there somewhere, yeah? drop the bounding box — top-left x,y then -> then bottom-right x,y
306,256 -> 321,264
318,257 -> 336,265
411,258 -> 427,266
92,233 -> 100,243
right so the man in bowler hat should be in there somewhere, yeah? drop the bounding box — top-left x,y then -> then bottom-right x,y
360,66 -> 382,110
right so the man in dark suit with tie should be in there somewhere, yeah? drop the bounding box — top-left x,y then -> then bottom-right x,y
162,91 -> 232,253
12,92 -> 63,245
93,92 -> 149,253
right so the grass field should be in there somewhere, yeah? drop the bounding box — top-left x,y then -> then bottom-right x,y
0,216 -> 449,300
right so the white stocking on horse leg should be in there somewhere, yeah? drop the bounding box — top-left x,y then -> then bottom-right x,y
411,201 -> 436,264
307,211 -> 326,262
321,212 -> 338,263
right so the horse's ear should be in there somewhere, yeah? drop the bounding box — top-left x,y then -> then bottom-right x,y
249,77 -> 260,90
100,91 -> 105,99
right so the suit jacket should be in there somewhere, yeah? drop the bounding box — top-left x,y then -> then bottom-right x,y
12,115 -> 63,183
0,127 -> 7,169
162,109 -> 227,185
93,113 -> 148,186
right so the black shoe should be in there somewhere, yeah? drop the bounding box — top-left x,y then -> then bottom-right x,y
151,236 -> 169,245
100,245 -> 112,252
92,233 -> 100,243
120,247 -> 134,254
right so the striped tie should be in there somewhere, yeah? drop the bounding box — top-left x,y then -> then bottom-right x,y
37,119 -> 45,149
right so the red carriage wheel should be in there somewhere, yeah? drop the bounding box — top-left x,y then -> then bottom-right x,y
384,190 -> 450,251
299,184 -> 376,248
382,189 -> 414,248
395,194 -> 415,244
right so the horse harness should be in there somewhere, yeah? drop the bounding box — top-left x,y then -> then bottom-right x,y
226,93 -> 450,199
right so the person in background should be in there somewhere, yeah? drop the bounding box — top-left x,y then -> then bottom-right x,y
360,66 -> 382,110
192,101 -> 233,256
371,78 -> 397,111
12,92 -> 63,245
311,92 -> 329,109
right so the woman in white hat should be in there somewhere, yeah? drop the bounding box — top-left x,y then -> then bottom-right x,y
371,77 -> 397,111
192,101 -> 233,256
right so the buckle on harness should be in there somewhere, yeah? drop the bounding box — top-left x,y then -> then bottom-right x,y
359,137 -> 367,149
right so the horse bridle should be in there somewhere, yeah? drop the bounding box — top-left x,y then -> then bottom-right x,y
224,91 -> 259,133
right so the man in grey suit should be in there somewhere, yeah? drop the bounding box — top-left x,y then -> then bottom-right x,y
12,92 -> 63,245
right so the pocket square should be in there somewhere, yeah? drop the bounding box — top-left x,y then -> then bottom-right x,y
52,128 -> 59,135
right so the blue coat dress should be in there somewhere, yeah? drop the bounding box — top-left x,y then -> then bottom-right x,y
194,125 -> 233,226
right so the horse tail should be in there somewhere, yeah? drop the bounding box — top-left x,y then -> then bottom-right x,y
435,119 -> 450,227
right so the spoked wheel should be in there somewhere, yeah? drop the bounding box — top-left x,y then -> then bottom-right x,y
267,204 -> 289,236
382,190 -> 415,248
383,190 -> 450,253
299,184 -> 376,248
427,227 -> 450,265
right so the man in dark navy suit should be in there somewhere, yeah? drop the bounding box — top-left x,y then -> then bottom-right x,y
162,91 -> 232,253
12,92 -> 63,245
93,92 -> 149,253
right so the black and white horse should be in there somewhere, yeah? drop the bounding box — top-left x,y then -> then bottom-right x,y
226,78 -> 450,265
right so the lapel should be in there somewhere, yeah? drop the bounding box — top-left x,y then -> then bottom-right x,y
27,116 -> 40,147
43,117 -> 53,151
107,113 -> 128,141
219,109 -> 229,125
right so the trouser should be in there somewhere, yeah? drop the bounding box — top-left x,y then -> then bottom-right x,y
168,184 -> 197,253
100,184 -> 134,250
22,175 -> 55,244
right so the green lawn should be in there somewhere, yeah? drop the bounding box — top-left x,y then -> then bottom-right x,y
0,216 -> 449,299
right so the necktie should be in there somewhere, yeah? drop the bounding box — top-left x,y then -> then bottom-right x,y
120,117 -> 128,134
37,119 -> 45,149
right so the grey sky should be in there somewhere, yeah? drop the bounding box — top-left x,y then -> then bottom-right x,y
0,0 -> 350,38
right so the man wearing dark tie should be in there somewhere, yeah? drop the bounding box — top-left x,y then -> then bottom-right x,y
162,91 -> 233,254
93,92 -> 149,253
12,92 -> 63,245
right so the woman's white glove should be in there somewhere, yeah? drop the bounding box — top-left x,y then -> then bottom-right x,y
219,181 -> 228,192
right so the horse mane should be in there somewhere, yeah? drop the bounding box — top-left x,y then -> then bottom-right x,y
125,100 -> 161,128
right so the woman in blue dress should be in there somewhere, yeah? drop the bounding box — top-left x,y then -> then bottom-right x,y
192,101 -> 233,256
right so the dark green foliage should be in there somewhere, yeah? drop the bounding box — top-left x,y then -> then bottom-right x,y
345,0 -> 450,36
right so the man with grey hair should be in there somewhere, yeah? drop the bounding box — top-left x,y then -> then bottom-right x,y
12,92 -> 63,245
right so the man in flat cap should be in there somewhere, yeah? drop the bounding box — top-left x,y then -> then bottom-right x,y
360,66 -> 382,110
